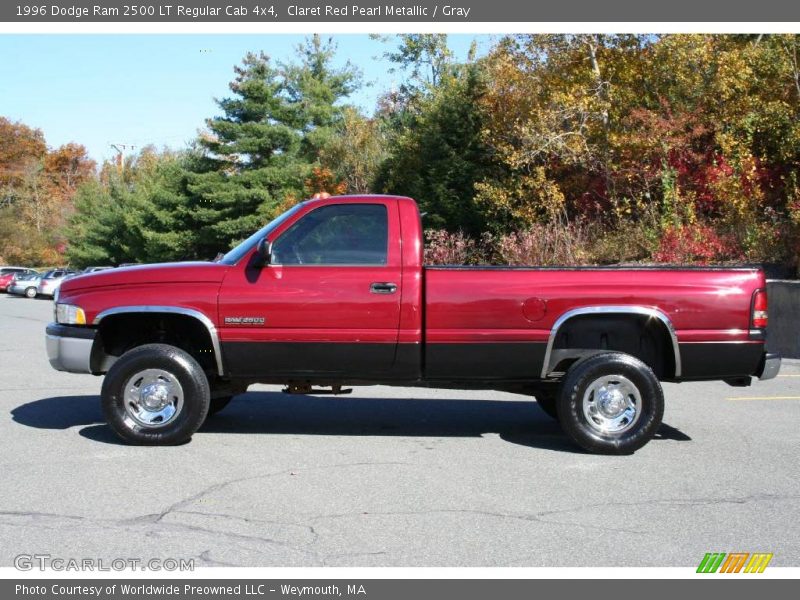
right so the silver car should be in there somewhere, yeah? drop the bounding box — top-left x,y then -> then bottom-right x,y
36,269 -> 77,298
81,266 -> 113,274
63,266 -> 114,282
7,272 -> 43,298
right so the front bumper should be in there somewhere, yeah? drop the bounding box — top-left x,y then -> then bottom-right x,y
45,323 -> 96,373
758,352 -> 781,381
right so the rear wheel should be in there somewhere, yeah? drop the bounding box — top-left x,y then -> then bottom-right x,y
101,343 -> 210,445
25,287 -> 37,298
557,352 -> 663,454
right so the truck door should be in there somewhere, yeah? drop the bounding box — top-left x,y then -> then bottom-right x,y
218,199 -> 402,379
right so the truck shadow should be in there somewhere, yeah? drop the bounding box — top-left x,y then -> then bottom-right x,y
11,392 -> 691,452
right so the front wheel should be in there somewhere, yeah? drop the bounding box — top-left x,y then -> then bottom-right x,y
557,352 -> 664,454
25,287 -> 37,298
101,343 -> 210,445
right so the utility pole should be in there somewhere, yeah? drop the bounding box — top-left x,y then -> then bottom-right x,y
110,143 -> 135,175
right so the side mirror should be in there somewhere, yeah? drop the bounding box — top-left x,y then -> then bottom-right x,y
256,238 -> 273,266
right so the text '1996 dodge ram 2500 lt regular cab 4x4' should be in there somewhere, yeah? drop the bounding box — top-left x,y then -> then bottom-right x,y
46,195 -> 781,453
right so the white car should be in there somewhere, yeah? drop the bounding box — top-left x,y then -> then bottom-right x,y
36,269 -> 77,298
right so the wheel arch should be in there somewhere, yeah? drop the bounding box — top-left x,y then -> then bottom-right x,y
92,306 -> 224,376
541,306 -> 681,379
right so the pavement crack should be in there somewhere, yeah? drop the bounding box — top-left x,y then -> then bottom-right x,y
147,461 -> 408,524
304,491 -> 800,537
308,508 -> 644,535
321,551 -> 388,566
533,491 -> 800,521
195,550 -> 239,567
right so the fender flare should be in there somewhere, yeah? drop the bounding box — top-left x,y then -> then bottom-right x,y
93,305 -> 224,376
541,305 -> 681,379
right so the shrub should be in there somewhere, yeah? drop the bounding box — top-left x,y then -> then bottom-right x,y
423,230 -> 483,265
584,220 -> 660,265
495,222 -> 590,266
653,223 -> 743,264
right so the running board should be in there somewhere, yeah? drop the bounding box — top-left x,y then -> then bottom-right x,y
282,384 -> 353,395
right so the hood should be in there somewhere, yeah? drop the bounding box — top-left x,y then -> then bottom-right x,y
60,261 -> 229,294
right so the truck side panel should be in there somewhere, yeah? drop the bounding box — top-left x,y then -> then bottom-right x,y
423,267 -> 766,382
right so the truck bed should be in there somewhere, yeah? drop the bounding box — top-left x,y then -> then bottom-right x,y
423,266 -> 765,382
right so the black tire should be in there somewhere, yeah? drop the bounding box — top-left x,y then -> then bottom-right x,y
101,343 -> 210,445
25,287 -> 37,298
557,352 -> 664,454
207,396 -> 233,417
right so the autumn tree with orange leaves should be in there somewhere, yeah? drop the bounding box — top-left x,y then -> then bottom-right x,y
0,117 -> 94,265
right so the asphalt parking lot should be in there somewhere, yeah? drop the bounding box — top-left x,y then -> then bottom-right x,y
0,293 -> 798,568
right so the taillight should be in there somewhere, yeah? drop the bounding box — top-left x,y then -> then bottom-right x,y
752,289 -> 768,329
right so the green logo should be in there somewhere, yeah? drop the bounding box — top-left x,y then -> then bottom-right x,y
697,552 -> 773,573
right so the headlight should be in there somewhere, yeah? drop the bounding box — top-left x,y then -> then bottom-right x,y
56,304 -> 87,325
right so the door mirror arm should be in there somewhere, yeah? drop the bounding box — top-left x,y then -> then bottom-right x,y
256,238 -> 273,267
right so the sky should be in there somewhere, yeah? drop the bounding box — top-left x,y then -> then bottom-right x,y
0,34 -> 494,164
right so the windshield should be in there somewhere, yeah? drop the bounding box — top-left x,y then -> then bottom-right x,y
218,202 -> 307,265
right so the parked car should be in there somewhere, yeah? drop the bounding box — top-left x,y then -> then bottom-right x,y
63,266 -> 115,283
8,272 -> 43,298
46,195 -> 780,452
36,269 -> 77,298
0,267 -> 38,292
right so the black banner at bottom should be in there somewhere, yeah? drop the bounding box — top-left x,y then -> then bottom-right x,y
3,579 -> 798,600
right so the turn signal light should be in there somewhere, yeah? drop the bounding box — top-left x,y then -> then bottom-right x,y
752,289 -> 768,329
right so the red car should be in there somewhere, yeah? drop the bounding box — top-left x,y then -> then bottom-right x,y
45,195 -> 780,452
0,267 -> 38,292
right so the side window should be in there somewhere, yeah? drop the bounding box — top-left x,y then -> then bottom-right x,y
272,204 -> 388,266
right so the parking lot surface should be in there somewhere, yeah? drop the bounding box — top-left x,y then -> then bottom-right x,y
0,294 -> 798,567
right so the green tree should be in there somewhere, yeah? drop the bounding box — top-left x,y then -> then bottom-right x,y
182,51 -> 306,258
320,108 -> 388,194
375,60 -> 494,234
373,34 -> 454,94
66,147 -> 191,267
183,40 -> 360,258
285,34 -> 360,163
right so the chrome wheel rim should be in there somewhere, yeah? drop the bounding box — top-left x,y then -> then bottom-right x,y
122,368 -> 184,429
582,374 -> 641,434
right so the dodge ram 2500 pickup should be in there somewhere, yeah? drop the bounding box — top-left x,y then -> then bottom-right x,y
46,195 -> 781,453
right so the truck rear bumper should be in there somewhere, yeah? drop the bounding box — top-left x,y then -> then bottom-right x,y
758,352 -> 781,381
45,323 -> 96,374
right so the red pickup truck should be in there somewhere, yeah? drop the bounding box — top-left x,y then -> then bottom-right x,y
46,195 -> 780,453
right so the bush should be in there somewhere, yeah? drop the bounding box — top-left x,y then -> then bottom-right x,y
585,221 -> 659,265
423,230 -> 483,265
653,223 -> 743,264
495,222 -> 590,266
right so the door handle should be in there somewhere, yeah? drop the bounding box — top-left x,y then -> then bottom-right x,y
370,282 -> 397,294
